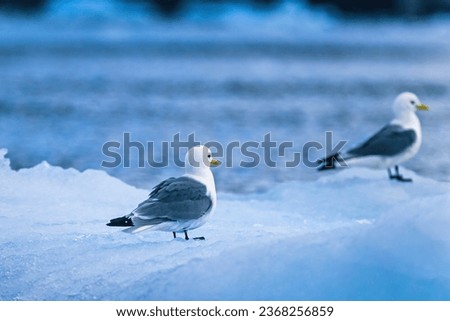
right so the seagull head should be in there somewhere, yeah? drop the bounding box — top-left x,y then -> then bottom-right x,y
185,145 -> 221,176
393,92 -> 429,118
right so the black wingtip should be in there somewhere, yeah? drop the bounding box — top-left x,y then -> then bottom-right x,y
317,153 -> 341,171
106,216 -> 134,227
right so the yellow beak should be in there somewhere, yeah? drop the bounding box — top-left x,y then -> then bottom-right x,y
416,103 -> 429,111
210,159 -> 221,167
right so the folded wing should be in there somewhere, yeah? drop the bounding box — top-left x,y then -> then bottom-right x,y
348,124 -> 416,157
132,176 -> 212,223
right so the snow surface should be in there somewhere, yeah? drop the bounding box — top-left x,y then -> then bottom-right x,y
1,148 -> 450,300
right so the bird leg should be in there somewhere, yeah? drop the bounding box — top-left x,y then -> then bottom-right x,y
173,232 -> 177,239
180,231 -> 205,241
388,165 -> 412,182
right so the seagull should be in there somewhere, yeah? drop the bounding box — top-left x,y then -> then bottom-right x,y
318,92 -> 429,182
107,145 -> 221,240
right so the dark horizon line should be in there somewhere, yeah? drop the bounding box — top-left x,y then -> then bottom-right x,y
1,0 -> 450,18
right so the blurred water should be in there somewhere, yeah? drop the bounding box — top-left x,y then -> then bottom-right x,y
1,1 -> 450,193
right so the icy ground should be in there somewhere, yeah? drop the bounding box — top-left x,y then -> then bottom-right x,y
1,148 -> 450,300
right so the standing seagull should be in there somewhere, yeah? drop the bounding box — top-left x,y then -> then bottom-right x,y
318,92 -> 429,182
107,145 -> 221,240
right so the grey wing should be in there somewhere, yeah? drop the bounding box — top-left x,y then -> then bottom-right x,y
132,177 -> 212,221
348,124 -> 416,157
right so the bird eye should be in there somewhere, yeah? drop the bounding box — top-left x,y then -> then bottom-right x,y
410,100 -> 415,105
207,154 -> 211,158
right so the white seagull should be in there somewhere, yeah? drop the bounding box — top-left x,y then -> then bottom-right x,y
318,92 -> 429,182
107,145 -> 221,240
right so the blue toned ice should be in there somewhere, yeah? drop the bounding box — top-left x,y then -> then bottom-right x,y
1,150 -> 450,300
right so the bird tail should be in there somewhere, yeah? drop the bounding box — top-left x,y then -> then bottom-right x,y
106,215 -> 134,227
317,153 -> 345,171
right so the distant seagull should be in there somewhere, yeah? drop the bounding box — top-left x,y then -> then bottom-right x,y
318,92 -> 429,182
107,145 -> 221,240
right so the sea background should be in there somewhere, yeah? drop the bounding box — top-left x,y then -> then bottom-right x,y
1,0 -> 450,193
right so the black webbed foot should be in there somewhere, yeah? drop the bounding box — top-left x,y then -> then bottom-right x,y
389,175 -> 413,182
